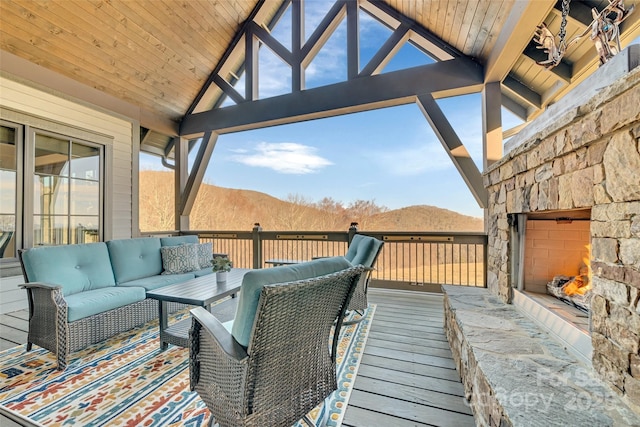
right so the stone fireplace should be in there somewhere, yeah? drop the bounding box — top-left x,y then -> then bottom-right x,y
484,46 -> 640,413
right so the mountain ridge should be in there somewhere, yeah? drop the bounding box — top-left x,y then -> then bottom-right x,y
139,170 -> 483,232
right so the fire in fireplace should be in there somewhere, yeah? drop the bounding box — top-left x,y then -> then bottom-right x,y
546,244 -> 592,312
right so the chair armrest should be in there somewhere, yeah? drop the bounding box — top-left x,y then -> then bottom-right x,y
189,307 -> 249,395
190,307 -> 248,361
19,281 -> 63,291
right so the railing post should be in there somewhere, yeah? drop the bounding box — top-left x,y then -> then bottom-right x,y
252,223 -> 262,269
348,222 -> 358,245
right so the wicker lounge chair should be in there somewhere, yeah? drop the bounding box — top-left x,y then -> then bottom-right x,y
344,234 -> 384,313
189,264 -> 366,427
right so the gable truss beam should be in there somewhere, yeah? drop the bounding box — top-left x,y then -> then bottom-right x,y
360,23 -> 411,77
361,0 -> 459,61
301,0 -> 347,67
179,132 -> 218,217
180,58 -> 483,136
416,94 -> 487,208
186,0 -> 267,115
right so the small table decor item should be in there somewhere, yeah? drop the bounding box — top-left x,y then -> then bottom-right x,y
212,256 -> 232,282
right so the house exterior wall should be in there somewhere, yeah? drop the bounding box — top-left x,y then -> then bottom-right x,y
484,67 -> 640,410
0,75 -> 137,313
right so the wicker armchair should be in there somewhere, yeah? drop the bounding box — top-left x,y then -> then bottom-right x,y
189,265 -> 366,427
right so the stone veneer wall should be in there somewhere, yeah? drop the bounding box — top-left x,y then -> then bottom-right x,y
484,66 -> 640,411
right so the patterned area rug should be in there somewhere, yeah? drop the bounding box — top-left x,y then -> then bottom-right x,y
0,305 -> 375,427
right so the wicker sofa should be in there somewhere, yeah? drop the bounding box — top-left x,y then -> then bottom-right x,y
19,235 -> 214,369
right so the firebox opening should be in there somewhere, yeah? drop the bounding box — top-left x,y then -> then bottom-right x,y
509,208 -> 593,366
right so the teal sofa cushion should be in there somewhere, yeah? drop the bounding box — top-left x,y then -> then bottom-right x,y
231,256 -> 352,348
21,243 -> 116,297
107,238 -> 162,284
345,235 -> 383,267
118,272 -> 195,291
65,286 -> 146,322
160,235 -> 199,246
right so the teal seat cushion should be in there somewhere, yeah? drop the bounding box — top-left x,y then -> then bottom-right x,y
107,238 -> 162,284
21,243 -> 116,297
231,256 -> 352,348
117,272 -> 195,291
345,235 -> 383,267
160,235 -> 199,247
65,286 -> 146,322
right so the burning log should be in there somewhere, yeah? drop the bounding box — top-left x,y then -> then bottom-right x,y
546,273 -> 592,313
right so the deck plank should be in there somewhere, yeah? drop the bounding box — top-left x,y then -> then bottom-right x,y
342,406 -> 430,427
346,390 -> 475,427
367,330 -> 452,350
349,289 -> 475,426
360,354 -> 461,382
353,376 -> 472,414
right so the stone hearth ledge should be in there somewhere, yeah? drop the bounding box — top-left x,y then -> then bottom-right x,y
442,285 -> 640,427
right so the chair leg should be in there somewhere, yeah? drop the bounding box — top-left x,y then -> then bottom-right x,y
341,308 -> 366,326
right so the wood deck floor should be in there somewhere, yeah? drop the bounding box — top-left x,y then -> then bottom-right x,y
0,289 -> 475,426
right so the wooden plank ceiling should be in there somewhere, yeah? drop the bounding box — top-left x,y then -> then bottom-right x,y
1,0 -> 639,153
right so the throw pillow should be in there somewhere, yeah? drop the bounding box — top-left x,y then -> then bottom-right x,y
160,244 -> 199,274
196,242 -> 214,269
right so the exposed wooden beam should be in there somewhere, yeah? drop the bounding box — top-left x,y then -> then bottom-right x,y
251,22 -> 293,65
180,58 -> 483,136
550,0 -> 593,27
292,0 -> 304,91
181,132 -> 218,217
186,0 -> 266,116
360,23 -> 411,77
502,75 -> 542,109
482,82 -> 502,170
416,94 -> 487,208
501,93 -> 530,122
174,137 -> 189,231
213,74 -> 245,105
361,0 -> 459,60
522,43 -> 572,82
301,0 -> 347,67
484,0 -> 556,83
346,0 -> 359,79
245,27 -> 259,102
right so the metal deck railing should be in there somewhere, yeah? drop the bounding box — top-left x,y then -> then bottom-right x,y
144,225 -> 487,291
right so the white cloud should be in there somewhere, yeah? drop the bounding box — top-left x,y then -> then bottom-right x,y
231,142 -> 333,174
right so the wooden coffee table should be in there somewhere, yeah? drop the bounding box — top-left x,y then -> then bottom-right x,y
147,268 -> 250,350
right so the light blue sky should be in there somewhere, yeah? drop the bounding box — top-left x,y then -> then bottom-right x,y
140,3 -> 639,219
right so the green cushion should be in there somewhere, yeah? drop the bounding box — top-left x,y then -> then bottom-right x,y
117,272 -> 196,291
21,243 -> 116,296
66,286 -> 146,322
160,235 -> 199,247
107,238 -> 162,284
231,256 -> 352,348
